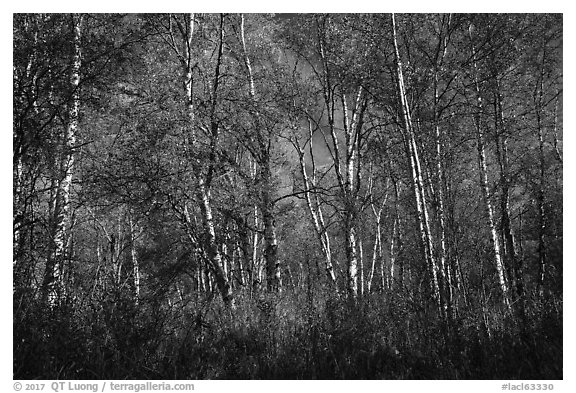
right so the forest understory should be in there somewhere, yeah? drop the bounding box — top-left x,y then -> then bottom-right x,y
14,288 -> 562,379
14,13 -> 562,380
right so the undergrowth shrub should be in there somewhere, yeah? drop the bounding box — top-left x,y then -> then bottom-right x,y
14,288 -> 562,379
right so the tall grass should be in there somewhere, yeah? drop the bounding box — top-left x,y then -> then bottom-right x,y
13,288 -> 562,379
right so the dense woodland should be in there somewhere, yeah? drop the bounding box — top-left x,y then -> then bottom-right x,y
13,13 -> 562,379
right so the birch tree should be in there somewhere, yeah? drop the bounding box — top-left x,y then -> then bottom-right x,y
41,14 -> 83,306
391,13 -> 443,313
467,21 -> 512,311
148,13 -> 234,306
236,14 -> 281,292
290,119 -> 338,287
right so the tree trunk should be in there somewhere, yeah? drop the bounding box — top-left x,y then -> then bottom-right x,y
261,161 -> 281,292
358,238 -> 365,297
551,92 -> 562,163
468,23 -> 511,311
368,214 -> 381,294
42,14 -> 83,306
389,211 -> 398,291
341,89 -> 365,300
315,18 -> 366,300
198,178 -> 233,305
295,123 -> 337,286
184,13 -> 234,306
240,14 -> 281,292
392,13 -> 442,314
432,18 -> 454,317
129,212 -> 140,306
536,99 -> 547,296
494,86 -> 524,305
345,219 -> 359,299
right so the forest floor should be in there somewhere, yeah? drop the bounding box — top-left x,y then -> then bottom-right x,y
14,289 -> 562,380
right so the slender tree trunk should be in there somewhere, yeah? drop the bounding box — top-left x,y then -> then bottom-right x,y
368,214 -> 381,294
358,238 -> 365,297
129,212 -> 140,306
341,88 -> 366,300
294,122 -> 337,286
392,13 -> 442,314
345,219 -> 359,299
183,14 -> 234,306
468,23 -> 511,311
42,14 -> 83,306
494,86 -> 523,304
389,212 -> 398,291
551,92 -> 562,163
316,18 -> 366,300
113,214 -> 123,286
236,218 -> 250,287
536,98 -> 547,296
261,161 -> 281,291
343,108 -> 358,299
251,160 -> 260,289
240,14 -> 281,292
184,13 -> 196,146
432,17 -> 454,316
366,167 -> 384,294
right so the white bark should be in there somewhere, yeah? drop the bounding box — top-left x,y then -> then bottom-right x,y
240,14 -> 281,291
181,14 -> 234,306
468,24 -> 511,310
392,13 -> 442,312
367,170 -> 387,293
535,73 -> 547,295
432,14 -> 453,316
294,120 -> 337,285
359,239 -> 365,296
42,14 -> 83,306
494,84 -> 523,302
129,213 -> 141,306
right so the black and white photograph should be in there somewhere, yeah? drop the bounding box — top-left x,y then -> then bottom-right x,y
12,9 -> 563,382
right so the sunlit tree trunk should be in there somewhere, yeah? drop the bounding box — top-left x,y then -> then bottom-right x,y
129,212 -> 140,306
240,14 -> 281,292
432,14 -> 454,317
358,238 -> 365,296
392,13 -> 442,314
468,23 -> 511,311
180,13 -> 234,306
42,14 -> 83,306
367,170 -> 387,293
493,84 -> 523,306
294,122 -> 337,286
250,158 -> 260,290
261,160 -> 281,291
535,69 -> 547,296
198,177 -> 234,304
551,92 -> 562,163
368,207 -> 382,293
341,88 -> 365,300
312,16 -> 368,300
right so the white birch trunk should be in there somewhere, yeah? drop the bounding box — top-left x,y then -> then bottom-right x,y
432,15 -> 453,316
240,14 -> 281,292
468,24 -> 511,310
42,14 -> 83,306
535,77 -> 547,295
295,121 -> 337,285
129,213 -> 140,306
184,14 -> 234,306
358,238 -> 364,297
392,14 -> 442,312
